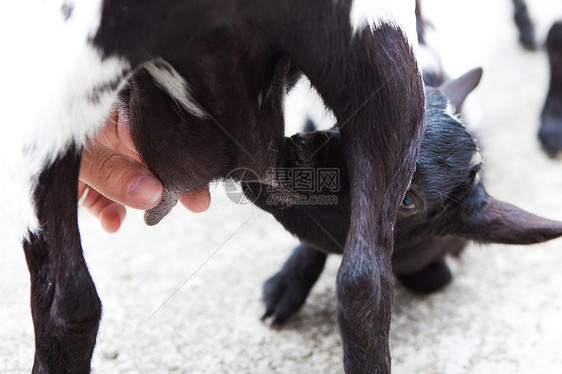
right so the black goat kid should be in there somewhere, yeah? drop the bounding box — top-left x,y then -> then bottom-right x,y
246,69 -> 562,324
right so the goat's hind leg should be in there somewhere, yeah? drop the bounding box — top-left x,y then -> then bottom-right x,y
512,0 -> 536,50
23,146 -> 101,374
256,3 -> 424,372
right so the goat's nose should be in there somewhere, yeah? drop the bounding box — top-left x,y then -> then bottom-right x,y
288,133 -> 311,153
290,133 -> 307,144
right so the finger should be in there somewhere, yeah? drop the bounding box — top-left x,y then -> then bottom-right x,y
179,187 -> 211,213
99,202 -> 127,233
80,186 -> 127,233
78,181 -> 88,202
96,109 -> 142,163
80,140 -> 163,210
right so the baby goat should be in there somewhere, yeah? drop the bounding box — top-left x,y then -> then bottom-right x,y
1,1 -> 423,373
245,69 -> 562,324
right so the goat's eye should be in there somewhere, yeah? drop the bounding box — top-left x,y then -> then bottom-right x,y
400,194 -> 416,211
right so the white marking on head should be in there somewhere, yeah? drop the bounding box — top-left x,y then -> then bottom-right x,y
0,1 -> 130,238
469,150 -> 483,169
145,59 -> 208,119
444,99 -> 482,182
349,0 -> 419,49
418,44 -> 444,81
444,100 -> 462,124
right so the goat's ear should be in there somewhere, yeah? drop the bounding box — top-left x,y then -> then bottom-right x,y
462,195 -> 562,244
438,67 -> 483,112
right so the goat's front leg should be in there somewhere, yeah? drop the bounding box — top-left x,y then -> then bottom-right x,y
23,146 -> 101,374
262,243 -> 327,324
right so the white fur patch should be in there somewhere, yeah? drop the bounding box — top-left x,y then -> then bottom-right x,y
444,100 -> 483,174
145,59 -> 208,119
284,77 -> 336,135
0,1 -> 130,238
349,0 -> 419,49
469,151 -> 483,168
418,44 -> 444,80
444,100 -> 463,124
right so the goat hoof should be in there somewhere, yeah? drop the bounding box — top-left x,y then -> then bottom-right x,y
397,261 -> 452,293
518,29 -> 536,51
261,271 -> 311,325
539,22 -> 562,157
539,93 -> 562,158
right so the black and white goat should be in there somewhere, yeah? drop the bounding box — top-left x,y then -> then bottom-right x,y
248,68 -> 562,324
1,1 -> 424,373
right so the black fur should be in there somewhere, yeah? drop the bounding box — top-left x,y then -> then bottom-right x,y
262,243 -> 328,325
113,5 -> 424,373
539,21 -> 562,157
24,146 -> 101,373
24,1 -> 424,373
250,86 -> 562,323
512,0 -> 536,50
396,261 -> 452,293
247,88 -> 478,258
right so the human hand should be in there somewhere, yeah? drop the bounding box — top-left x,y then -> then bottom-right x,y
79,109 -> 210,233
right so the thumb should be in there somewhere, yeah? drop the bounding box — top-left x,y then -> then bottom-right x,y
80,140 -> 163,210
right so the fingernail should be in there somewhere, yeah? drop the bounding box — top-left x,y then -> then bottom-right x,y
127,175 -> 162,207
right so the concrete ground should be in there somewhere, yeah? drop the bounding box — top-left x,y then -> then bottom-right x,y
1,0 -> 562,373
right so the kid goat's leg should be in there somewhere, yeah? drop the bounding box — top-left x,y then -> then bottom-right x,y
262,243 -> 327,324
23,146 -> 101,374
